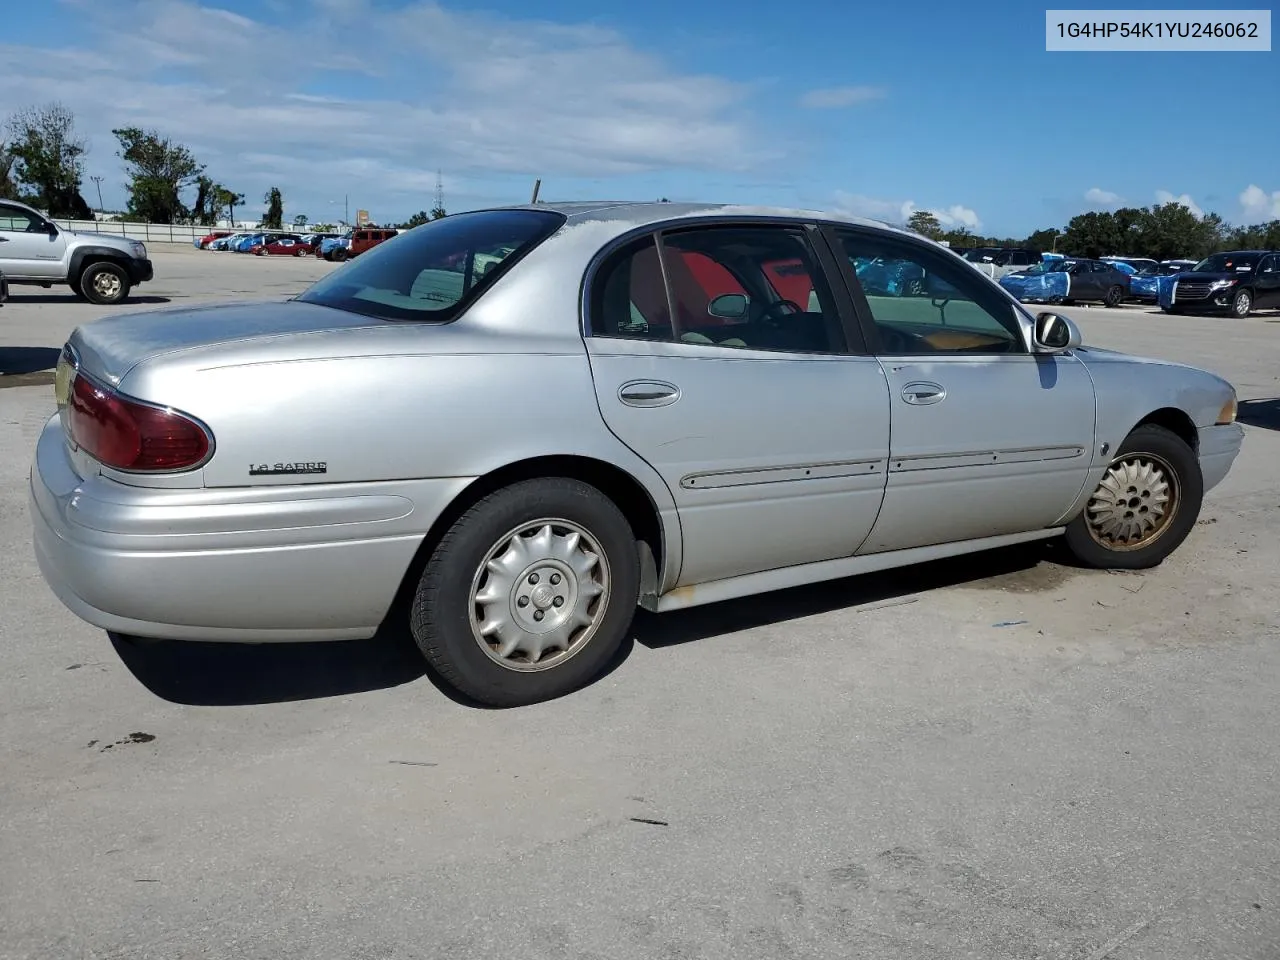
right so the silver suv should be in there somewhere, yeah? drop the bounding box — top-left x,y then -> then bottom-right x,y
0,198 -> 155,305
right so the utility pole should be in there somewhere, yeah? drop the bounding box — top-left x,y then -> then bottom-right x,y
530,178 -> 541,204
433,169 -> 445,216
89,175 -> 104,215
345,193 -> 349,227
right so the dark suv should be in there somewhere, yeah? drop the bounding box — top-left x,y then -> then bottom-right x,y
1158,250 -> 1280,318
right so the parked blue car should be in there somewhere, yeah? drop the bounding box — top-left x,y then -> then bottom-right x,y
233,233 -> 265,253
851,256 -> 926,296
318,234 -> 352,261
1130,260 -> 1198,303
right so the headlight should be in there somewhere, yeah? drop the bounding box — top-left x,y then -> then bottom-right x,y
1209,279 -> 1237,290
1217,393 -> 1238,425
130,241 -> 147,258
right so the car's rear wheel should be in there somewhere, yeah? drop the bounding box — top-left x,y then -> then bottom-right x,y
1062,423 -> 1202,570
1231,289 -> 1253,318
410,478 -> 640,707
1104,284 -> 1123,307
332,248 -> 348,262
78,262 -> 131,305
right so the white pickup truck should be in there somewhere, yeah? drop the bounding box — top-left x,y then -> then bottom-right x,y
0,198 -> 154,305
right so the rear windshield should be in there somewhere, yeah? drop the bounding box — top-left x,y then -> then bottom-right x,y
296,209 -> 566,322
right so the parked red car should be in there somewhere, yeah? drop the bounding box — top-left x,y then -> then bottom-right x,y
252,235 -> 315,257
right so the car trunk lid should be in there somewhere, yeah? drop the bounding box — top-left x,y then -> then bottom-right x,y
64,299 -> 389,387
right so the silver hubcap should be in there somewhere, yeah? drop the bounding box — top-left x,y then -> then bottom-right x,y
93,271 -> 122,298
469,519 -> 610,672
1235,293 -> 1250,315
1086,453 -> 1178,550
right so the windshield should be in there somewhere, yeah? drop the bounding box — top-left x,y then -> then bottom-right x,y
296,209 -> 566,322
1193,253 -> 1259,273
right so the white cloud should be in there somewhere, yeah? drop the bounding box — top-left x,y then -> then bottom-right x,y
0,0 -> 776,219
834,192 -> 982,231
1154,190 -> 1203,217
1239,184 -> 1280,223
1084,187 -> 1121,205
799,86 -> 886,109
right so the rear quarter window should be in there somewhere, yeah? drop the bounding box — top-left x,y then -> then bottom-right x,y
296,209 -> 566,322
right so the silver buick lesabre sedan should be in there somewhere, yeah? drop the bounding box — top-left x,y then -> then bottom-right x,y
30,202 -> 1244,706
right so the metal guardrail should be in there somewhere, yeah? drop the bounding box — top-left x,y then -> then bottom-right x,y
48,220 -> 271,245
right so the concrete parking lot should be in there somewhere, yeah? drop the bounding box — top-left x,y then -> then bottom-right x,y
2,247 -> 1279,960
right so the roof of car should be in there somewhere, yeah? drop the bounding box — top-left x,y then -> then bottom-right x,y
500,200 -> 915,237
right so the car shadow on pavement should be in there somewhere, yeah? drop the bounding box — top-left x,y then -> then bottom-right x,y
632,542 -> 1050,648
0,346 -> 61,375
109,627 -> 430,707
1238,398 -> 1280,432
110,543 -> 1052,708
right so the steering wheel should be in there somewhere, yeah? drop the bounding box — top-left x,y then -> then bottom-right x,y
757,299 -> 803,325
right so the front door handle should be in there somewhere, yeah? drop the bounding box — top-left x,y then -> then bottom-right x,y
901,381 -> 946,405
619,380 -> 680,407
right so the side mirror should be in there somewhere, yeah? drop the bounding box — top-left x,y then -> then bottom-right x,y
1033,311 -> 1082,353
0,271 -> 8,305
42,220 -> 58,236
707,292 -> 750,320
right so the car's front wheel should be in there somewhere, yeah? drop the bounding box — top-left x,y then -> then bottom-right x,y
1104,284 -> 1123,307
410,478 -> 641,707
1062,423 -> 1202,570
78,262 -> 132,305
1231,289 -> 1253,318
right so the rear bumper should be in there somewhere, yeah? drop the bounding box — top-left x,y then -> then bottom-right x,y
29,415 -> 473,642
1199,422 -> 1244,493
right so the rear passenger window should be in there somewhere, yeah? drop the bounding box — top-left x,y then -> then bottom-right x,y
590,227 -> 847,355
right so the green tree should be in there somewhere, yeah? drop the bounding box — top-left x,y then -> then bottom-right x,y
1136,202 -> 1218,260
906,209 -> 943,240
263,186 -> 284,229
113,126 -> 204,223
1023,227 -> 1060,252
1228,220 -> 1280,250
5,103 -> 92,217
398,210 -> 432,229
213,186 -> 245,225
191,175 -> 218,227
430,203 -> 447,220
0,141 -> 16,199
1061,211 -> 1124,258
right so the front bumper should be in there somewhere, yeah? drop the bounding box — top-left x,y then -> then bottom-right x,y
124,257 -> 154,284
29,415 -> 470,642
1199,422 -> 1245,493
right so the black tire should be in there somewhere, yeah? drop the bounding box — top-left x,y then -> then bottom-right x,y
331,247 -> 348,262
410,478 -> 641,707
1231,288 -> 1253,318
1104,285 -> 1123,307
78,261 -> 131,305
1061,423 -> 1203,570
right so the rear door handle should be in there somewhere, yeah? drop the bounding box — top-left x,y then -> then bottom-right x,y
901,381 -> 946,405
619,380 -> 680,407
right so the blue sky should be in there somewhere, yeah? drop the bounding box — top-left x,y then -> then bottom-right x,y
2,0 -> 1276,234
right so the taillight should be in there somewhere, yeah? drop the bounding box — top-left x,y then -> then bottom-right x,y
68,375 -> 211,472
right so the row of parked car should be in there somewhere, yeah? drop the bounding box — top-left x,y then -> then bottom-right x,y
194,227 -> 400,261
951,245 -> 1280,317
